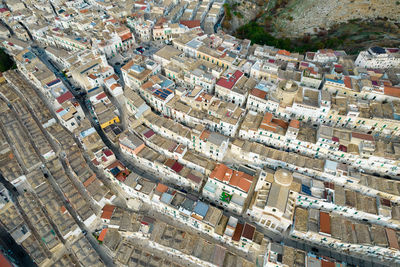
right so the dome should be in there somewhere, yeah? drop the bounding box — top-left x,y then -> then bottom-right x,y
274,168 -> 293,187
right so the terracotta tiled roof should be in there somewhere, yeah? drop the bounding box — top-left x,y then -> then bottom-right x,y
199,130 -> 210,141
56,91 -> 73,104
384,86 -> 400,98
241,223 -> 255,240
210,164 -> 254,193
180,20 -> 201,29
98,228 -> 108,242
277,50 -> 290,56
289,119 -> 300,129
101,205 -> 115,219
344,76 -> 352,89
351,132 -> 374,141
319,212 -> 331,234
120,32 -> 132,41
216,70 -> 243,90
96,92 -> 107,100
232,223 -> 244,241
83,174 -> 96,187
155,183 -> 168,193
250,88 -> 267,99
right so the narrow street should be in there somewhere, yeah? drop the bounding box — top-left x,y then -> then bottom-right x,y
29,44 -> 385,267
41,166 -> 115,267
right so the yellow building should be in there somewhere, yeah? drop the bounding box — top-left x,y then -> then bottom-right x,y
99,113 -> 120,129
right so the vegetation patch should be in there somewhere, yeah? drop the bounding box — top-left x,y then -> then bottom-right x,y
0,49 -> 16,72
235,18 -> 400,54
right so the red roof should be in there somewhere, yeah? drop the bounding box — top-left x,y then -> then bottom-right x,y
321,259 -> 335,267
56,91 -> 74,104
180,20 -> 201,28
319,212 -> 331,234
241,223 -> 255,240
101,205 -> 115,220
98,228 -> 108,242
56,107 -> 64,113
232,223 -> 244,241
210,164 -> 253,193
344,76 -> 352,89
171,162 -> 183,173
116,170 -> 130,182
216,70 -> 243,90
144,129 -> 155,138
187,172 -> 202,184
120,32 -> 132,41
104,149 -> 113,157
96,92 -> 107,100
339,145 -> 347,152
0,253 -> 12,267
250,88 -> 267,99
351,132 -> 374,141
384,86 -> 400,98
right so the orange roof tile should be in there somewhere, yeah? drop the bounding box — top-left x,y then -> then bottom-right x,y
121,60 -> 134,71
271,118 -> 288,129
110,83 -> 120,90
321,260 -> 335,267
236,175 -> 253,193
104,74 -> 119,82
250,88 -> 267,99
83,174 -> 96,187
229,171 -> 241,187
277,50 -> 291,56
319,212 -> 331,234
101,205 -> 115,219
384,86 -> 400,98
209,164 -> 229,181
199,130 -> 210,141
141,81 -> 154,90
289,119 -> 300,129
120,32 -> 132,42
155,183 -> 168,193
210,164 -> 254,192
344,76 -> 352,89
60,206 -> 66,213
98,228 -> 108,242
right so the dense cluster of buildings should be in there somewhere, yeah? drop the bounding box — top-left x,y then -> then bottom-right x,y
0,0 -> 399,266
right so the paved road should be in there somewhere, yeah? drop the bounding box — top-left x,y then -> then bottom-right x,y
30,44 -> 392,267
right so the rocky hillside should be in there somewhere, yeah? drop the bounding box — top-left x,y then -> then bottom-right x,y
273,0 -> 400,37
223,0 -> 400,37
